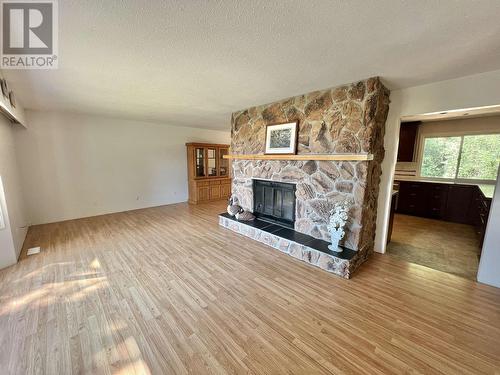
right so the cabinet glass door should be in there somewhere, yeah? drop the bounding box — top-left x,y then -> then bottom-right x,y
195,148 -> 205,177
219,148 -> 229,177
207,148 -> 217,177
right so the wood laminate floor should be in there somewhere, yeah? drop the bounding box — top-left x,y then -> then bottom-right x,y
1,202 -> 499,374
387,214 -> 480,280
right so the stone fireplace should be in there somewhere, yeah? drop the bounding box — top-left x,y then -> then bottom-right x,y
221,77 -> 390,277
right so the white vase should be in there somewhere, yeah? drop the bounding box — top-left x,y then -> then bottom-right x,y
328,233 -> 343,253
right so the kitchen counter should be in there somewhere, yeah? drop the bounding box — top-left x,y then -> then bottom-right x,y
477,184 -> 495,199
394,177 -> 495,199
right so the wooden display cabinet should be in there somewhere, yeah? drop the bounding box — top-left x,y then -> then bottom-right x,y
186,143 -> 231,204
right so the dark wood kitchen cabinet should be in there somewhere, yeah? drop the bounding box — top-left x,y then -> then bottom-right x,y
444,185 -> 474,224
387,191 -> 399,244
467,188 -> 491,250
396,180 -> 492,250
427,183 -> 449,219
397,181 -> 427,216
397,121 -> 420,162
397,181 -> 448,219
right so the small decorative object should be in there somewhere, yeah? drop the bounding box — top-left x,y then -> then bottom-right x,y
0,79 -> 8,98
327,200 -> 352,253
265,121 -> 298,155
235,208 -> 255,221
8,91 -> 15,108
227,195 -> 241,216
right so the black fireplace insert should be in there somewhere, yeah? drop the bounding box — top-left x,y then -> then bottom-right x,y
253,179 -> 296,228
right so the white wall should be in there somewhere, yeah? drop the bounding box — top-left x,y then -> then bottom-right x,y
417,115 -> 500,137
14,111 -> 230,225
0,116 -> 28,268
477,168 -> 500,288
376,69 -> 500,257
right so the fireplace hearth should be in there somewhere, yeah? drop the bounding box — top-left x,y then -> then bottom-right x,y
253,179 -> 296,228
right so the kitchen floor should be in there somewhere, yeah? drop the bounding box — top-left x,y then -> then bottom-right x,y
386,214 -> 480,280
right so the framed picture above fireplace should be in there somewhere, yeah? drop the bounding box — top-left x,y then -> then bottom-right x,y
265,121 -> 298,155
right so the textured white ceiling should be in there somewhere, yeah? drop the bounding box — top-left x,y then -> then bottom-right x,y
4,0 -> 500,130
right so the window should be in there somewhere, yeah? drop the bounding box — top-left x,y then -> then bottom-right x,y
458,135 -> 500,180
420,133 -> 500,182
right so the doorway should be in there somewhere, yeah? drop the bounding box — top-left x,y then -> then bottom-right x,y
386,111 -> 499,280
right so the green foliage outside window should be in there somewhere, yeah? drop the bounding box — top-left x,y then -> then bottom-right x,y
421,134 -> 500,181
458,134 -> 500,180
421,137 -> 461,178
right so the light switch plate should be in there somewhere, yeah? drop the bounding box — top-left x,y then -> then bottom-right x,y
27,247 -> 41,256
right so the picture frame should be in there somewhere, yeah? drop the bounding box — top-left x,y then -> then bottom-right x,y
0,79 -> 8,99
264,121 -> 299,155
8,91 -> 15,108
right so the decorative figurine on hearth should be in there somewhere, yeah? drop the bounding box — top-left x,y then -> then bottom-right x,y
235,207 -> 255,221
227,195 -> 242,217
327,200 -> 352,253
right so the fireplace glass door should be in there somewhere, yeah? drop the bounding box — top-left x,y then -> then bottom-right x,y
253,180 -> 296,228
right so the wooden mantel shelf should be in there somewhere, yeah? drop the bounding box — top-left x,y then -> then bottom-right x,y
223,153 -> 373,161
